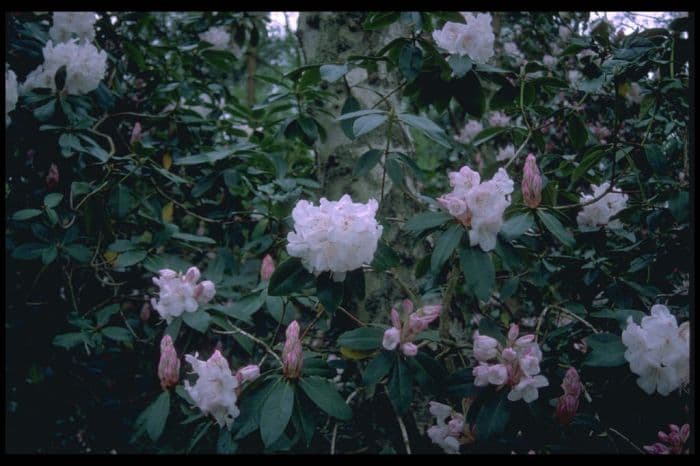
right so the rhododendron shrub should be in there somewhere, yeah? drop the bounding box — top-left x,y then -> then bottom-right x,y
5,11 -> 690,455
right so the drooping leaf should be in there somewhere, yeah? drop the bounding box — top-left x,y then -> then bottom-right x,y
299,376 -> 352,421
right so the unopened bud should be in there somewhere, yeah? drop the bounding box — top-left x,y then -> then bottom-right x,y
382,327 -> 401,351
236,364 -> 261,384
158,335 -> 180,390
260,254 -> 275,281
130,121 -> 142,146
555,394 -> 579,425
522,153 -> 542,209
46,163 -> 60,190
282,321 -> 303,378
401,342 -> 418,357
140,302 -> 151,322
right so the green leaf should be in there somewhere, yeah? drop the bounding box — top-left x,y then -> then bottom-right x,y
33,99 -> 56,122
583,332 -> 627,367
430,224 -> 463,274
387,358 -> 413,414
448,55 -> 473,78
216,429 -> 237,454
459,246 -> 495,301
114,249 -> 148,268
336,109 -> 386,121
302,357 -> 336,378
353,149 -> 383,177
53,332 -> 87,350
500,212 -> 534,241
475,392 -> 510,440
41,244 -> 57,264
96,304 -> 120,327
402,211 -> 453,236
102,326 -> 133,344
397,113 -> 449,146
43,193 -> 64,208
339,96 -> 361,139
293,394 -> 317,446
299,376 -> 352,421
45,207 -> 59,225
478,317 -> 506,345
385,157 -> 404,188
316,273 -> 344,314
171,232 -> 216,244
398,43 -> 423,82
567,115 -> 588,150
182,310 -> 212,333
319,64 -> 348,83
298,115 -> 319,141
363,350 -> 396,387
371,241 -> 401,271
146,391 -> 171,442
644,144 -> 666,174
12,209 -> 43,221
337,326 -> 385,350
537,210 -> 575,248
353,114 -> 388,138
572,146 -> 607,181
471,127 -> 507,147
363,11 -> 400,30
260,380 -> 295,447
63,244 -> 92,263
268,257 -> 314,296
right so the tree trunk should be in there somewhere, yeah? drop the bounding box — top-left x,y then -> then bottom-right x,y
297,12 -> 424,317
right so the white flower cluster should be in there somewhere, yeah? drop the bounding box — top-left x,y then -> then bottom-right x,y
626,82 -> 644,105
150,267 -> 216,323
427,402 -> 466,454
437,165 -> 513,252
184,351 -> 239,429
199,26 -> 231,50
621,304 -> 689,396
567,70 -> 582,88
542,54 -> 556,67
503,41 -> 524,63
6,67 -> 18,126
454,120 -> 483,144
496,144 -> 516,162
473,324 -> 549,403
287,194 -> 383,281
576,182 -> 628,231
432,13 -> 495,63
21,39 -> 107,95
488,111 -> 510,128
49,12 -> 97,43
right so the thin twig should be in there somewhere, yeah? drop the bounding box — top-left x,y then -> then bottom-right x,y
330,388 -> 360,455
300,304 -> 326,342
212,319 -> 283,365
337,305 -> 367,327
608,427 -> 645,454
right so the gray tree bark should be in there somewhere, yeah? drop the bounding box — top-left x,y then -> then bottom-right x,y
296,12 -> 424,317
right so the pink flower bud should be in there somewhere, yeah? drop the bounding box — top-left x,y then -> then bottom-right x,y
401,342 -> 418,357
390,308 -> 402,329
643,443 -> 671,455
401,299 -> 414,316
140,302 -> 151,322
522,153 -> 542,209
130,121 -> 142,146
260,254 -> 275,281
46,163 -> 59,190
502,347 -> 517,362
158,335 -> 180,390
159,269 -> 177,279
236,364 -> 260,384
555,394 -> 580,425
448,417 -> 465,437
185,266 -> 201,284
507,324 -> 520,342
282,321 -> 303,378
561,367 -> 582,398
383,327 -> 401,351
515,334 -> 535,346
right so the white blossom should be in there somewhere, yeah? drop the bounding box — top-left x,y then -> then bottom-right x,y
150,267 -> 216,323
507,375 -> 549,403
199,26 -> 231,50
496,144 -> 516,162
49,12 -> 97,43
287,194 -> 383,281
6,67 -> 18,126
427,402 -> 465,454
543,54 -> 556,67
503,41 -> 524,63
454,120 -> 483,144
21,39 -> 107,95
438,165 -> 513,252
488,111 -> 510,128
626,82 -> 644,105
621,304 -> 689,396
567,70 -> 582,88
576,182 -> 628,231
432,13 -> 495,63
184,351 -> 240,429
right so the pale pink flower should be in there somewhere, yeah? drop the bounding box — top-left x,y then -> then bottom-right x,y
522,153 -> 542,209
383,327 -> 401,351
260,254 -> 275,281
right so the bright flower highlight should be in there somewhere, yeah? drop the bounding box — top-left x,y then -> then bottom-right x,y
382,299 -> 442,357
150,267 -> 216,323
432,13 -> 495,63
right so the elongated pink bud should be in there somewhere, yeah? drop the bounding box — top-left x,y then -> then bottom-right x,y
555,394 -> 579,425
561,367 -> 582,398
194,280 -> 216,304
507,324 -> 520,342
236,364 -> 261,384
46,163 -> 60,190
130,121 -> 142,146
260,254 -> 275,281
140,302 -> 151,322
390,308 -> 402,329
522,153 -> 542,209
185,266 -> 201,284
282,321 -> 303,379
158,335 -> 180,390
